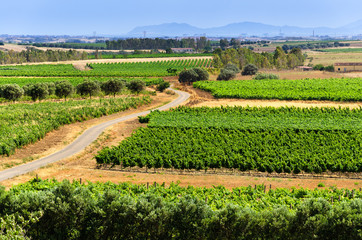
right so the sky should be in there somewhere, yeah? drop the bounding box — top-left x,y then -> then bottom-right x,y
1,0 -> 362,35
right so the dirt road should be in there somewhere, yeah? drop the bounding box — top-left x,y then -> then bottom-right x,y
0,89 -> 190,182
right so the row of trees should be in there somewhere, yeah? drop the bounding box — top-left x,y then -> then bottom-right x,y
282,41 -> 350,51
0,48 -> 88,65
0,79 -> 147,102
213,47 -> 305,70
105,37 -> 212,51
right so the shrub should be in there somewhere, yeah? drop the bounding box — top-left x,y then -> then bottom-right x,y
224,63 -> 240,73
178,69 -> 198,84
101,79 -> 125,97
55,81 -> 74,100
217,69 -> 236,81
313,64 -> 325,71
192,68 -> 209,81
324,65 -> 334,72
127,79 -> 146,93
1,84 -> 24,102
241,64 -> 258,76
76,80 -> 100,99
156,81 -> 170,92
253,73 -> 280,80
24,83 -> 49,101
45,82 -> 56,95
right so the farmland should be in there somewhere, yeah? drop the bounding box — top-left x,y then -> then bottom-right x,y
0,96 -> 150,156
193,78 -> 362,101
0,58 -> 212,77
1,179 -> 362,239
0,77 -> 163,87
96,106 -> 361,174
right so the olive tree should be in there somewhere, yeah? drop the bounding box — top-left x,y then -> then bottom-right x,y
55,81 -> 74,100
1,84 -> 24,102
76,80 -> 100,99
101,79 -> 125,97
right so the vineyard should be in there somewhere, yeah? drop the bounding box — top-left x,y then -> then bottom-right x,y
0,59 -> 212,77
0,77 -> 164,87
193,78 -> 362,102
96,106 -> 362,174
0,179 -> 362,239
0,96 -> 151,156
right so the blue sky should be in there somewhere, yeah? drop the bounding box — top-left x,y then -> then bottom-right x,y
2,0 -> 362,35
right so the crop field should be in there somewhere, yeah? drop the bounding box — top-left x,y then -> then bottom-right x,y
193,78 -> 362,101
96,106 -> 362,174
314,48 -> 362,53
0,96 -> 150,156
1,179 -> 362,239
0,59 -> 212,77
0,77 -> 164,87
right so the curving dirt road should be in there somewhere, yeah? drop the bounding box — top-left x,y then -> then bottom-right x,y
0,89 -> 190,182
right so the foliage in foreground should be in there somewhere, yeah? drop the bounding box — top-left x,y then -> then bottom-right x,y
1,179 -> 362,240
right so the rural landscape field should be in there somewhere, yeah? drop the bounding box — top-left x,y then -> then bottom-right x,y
1,0 -> 362,239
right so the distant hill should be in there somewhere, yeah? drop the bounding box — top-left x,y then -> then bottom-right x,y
127,21 -> 362,37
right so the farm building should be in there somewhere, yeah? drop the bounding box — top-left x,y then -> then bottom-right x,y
171,48 -> 194,53
334,63 -> 362,72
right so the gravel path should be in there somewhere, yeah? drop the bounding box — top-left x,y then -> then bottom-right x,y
0,89 -> 190,182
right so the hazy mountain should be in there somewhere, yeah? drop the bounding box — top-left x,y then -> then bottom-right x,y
127,21 -> 362,37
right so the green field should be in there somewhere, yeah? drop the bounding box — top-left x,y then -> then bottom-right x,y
96,106 -> 362,174
1,179 -> 361,239
0,59 -> 212,77
314,48 -> 362,53
0,96 -> 151,156
0,77 -> 164,87
193,78 -> 362,102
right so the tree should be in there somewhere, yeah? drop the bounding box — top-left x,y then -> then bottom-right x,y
1,84 -> 23,102
25,83 -> 49,101
224,63 -> 240,73
165,48 -> 173,54
76,80 -> 100,99
127,79 -> 145,93
101,79 -> 125,97
192,68 -> 209,81
220,39 -> 229,50
241,64 -> 258,75
178,69 -> 198,84
55,81 -> 74,100
217,69 -> 236,81
156,81 -> 170,92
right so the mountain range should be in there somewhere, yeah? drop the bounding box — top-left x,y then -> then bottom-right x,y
127,21 -> 362,38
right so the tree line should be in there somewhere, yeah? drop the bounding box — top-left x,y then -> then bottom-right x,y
213,46 -> 305,70
0,79 -> 147,102
105,37 -> 212,51
0,48 -> 88,65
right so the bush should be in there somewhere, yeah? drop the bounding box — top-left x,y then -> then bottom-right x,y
0,84 -> 24,102
313,64 -> 325,71
178,69 -> 198,84
224,63 -> 240,73
324,65 -> 335,72
192,68 -> 209,81
127,79 -> 146,93
55,81 -> 74,100
156,81 -> 170,92
101,79 -> 125,97
217,69 -> 236,81
45,82 -> 55,95
24,83 -> 49,101
76,80 -> 100,99
241,64 -> 258,75
253,73 -> 280,80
